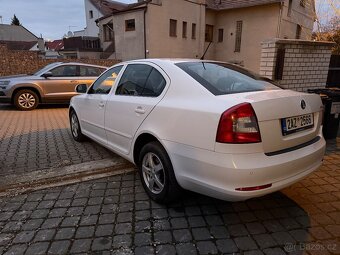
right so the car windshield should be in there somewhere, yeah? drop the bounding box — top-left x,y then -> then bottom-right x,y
33,62 -> 62,76
176,62 -> 280,95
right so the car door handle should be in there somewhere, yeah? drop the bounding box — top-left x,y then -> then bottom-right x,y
135,106 -> 145,114
99,102 -> 105,108
70,80 -> 78,83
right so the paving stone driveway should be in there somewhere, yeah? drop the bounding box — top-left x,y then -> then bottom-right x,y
0,104 -> 116,176
0,141 -> 339,254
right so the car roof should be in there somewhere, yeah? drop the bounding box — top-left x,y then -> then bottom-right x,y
128,58 -> 203,65
123,58 -> 252,74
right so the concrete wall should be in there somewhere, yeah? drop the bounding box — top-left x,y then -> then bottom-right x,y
279,0 -> 315,39
113,9 -> 146,60
83,0 -> 102,37
260,39 -> 334,91
146,0 -> 206,59
98,16 -> 114,53
96,0 -> 315,73
203,9 -> 216,60
0,44 -> 119,77
98,9 -> 146,61
210,4 -> 281,73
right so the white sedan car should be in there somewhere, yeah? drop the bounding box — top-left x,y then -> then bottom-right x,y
69,59 -> 326,203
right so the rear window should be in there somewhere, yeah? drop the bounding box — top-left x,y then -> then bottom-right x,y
176,62 -> 280,95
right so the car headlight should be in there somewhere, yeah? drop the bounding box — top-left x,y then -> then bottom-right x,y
0,81 -> 10,86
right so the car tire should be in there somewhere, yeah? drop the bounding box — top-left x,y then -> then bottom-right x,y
69,110 -> 86,142
138,141 -> 182,203
13,89 -> 39,111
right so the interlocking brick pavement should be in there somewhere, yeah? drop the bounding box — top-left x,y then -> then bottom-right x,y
0,104 -> 116,176
0,140 -> 339,254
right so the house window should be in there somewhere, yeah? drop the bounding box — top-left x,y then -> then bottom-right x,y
296,24 -> 302,39
288,0 -> 292,16
89,10 -> 93,19
218,28 -> 224,42
170,19 -> 177,37
182,22 -> 187,38
235,21 -> 243,52
300,0 -> 306,7
125,19 -> 135,31
205,25 -> 214,42
104,23 -> 113,42
192,23 -> 196,39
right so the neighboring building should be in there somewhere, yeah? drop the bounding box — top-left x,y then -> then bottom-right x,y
0,24 -> 44,53
96,0 -> 315,72
75,0 -> 128,37
45,39 -> 64,59
60,36 -> 102,59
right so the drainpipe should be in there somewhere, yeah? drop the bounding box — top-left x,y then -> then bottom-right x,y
276,2 -> 283,38
143,7 -> 147,59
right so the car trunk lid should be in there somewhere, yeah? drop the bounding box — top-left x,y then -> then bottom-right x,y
217,89 -> 323,154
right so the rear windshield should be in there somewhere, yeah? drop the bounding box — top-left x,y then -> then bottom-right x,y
176,62 -> 280,95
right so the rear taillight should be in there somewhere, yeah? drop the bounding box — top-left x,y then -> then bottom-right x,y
216,103 -> 261,143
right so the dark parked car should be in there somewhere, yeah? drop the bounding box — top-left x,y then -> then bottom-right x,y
0,62 -> 107,110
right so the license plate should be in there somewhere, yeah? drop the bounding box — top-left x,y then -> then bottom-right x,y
281,113 -> 314,136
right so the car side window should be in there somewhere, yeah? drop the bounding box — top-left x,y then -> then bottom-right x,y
116,64 -> 152,96
141,68 -> 166,97
80,66 -> 104,77
88,66 -> 123,95
116,64 -> 166,97
50,65 -> 77,77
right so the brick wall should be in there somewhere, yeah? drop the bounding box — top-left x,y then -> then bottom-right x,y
0,44 -> 120,77
260,39 -> 334,91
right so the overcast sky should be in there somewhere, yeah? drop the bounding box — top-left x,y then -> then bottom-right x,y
0,0 -> 136,40
0,0 -> 336,40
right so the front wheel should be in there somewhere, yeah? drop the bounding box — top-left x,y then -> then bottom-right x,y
69,110 -> 86,142
138,141 -> 182,203
13,89 -> 39,111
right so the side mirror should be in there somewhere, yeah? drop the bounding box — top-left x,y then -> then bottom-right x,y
41,71 -> 53,78
76,84 -> 88,93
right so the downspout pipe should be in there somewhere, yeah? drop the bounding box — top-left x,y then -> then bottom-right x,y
144,7 -> 147,59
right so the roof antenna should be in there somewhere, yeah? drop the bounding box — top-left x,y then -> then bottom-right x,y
200,41 -> 212,60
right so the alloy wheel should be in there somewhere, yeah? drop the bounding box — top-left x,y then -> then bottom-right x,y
18,93 -> 36,109
71,113 -> 79,138
142,152 -> 165,194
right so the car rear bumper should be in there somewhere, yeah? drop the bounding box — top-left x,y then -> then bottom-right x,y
163,134 -> 326,201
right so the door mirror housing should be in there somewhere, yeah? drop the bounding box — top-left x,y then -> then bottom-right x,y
41,71 -> 53,78
76,84 -> 88,93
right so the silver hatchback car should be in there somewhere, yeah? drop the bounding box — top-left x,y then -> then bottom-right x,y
0,62 -> 107,110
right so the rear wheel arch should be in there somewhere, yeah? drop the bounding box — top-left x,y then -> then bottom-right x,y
133,133 -> 159,165
136,136 -> 182,203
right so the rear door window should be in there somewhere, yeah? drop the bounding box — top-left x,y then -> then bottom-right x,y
116,64 -> 166,97
141,68 -> 166,97
50,65 -> 77,77
176,62 -> 280,95
80,66 -> 105,77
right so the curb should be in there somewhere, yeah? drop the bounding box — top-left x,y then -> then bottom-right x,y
0,158 -> 136,197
